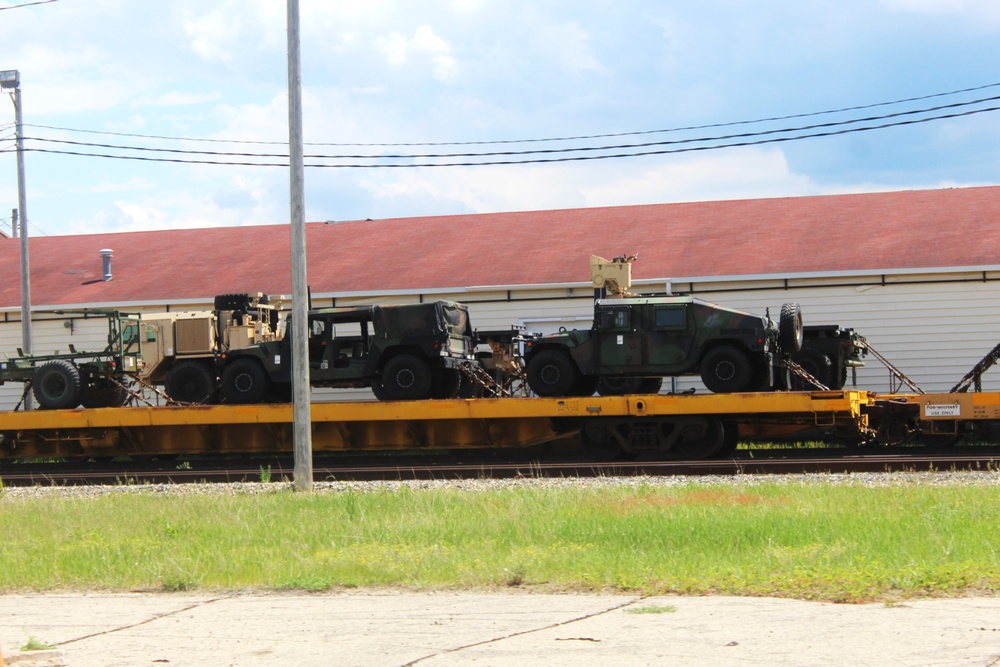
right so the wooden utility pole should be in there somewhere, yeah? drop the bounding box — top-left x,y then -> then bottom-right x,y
286,0 -> 312,491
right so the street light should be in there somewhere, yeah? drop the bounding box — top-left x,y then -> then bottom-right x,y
2,68 -> 32,409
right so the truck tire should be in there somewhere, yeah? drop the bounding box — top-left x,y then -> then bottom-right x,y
639,377 -> 664,394
700,345 -> 754,393
429,368 -> 462,399
779,303 -> 804,353
596,377 -> 644,396
166,361 -> 216,404
788,348 -> 834,390
597,377 -> 664,395
221,358 -> 270,404
80,379 -> 129,409
33,360 -> 83,410
526,349 -> 579,397
381,354 -> 432,400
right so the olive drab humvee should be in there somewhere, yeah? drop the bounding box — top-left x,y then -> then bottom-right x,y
523,255 -> 803,396
217,300 -> 477,403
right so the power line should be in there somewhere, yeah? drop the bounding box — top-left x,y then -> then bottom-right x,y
21,80 -> 1000,148
18,104 -> 1000,168
0,0 -> 62,10
19,94 -> 1000,163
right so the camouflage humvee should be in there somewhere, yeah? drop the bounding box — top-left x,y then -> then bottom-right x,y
218,300 -> 477,403
524,296 -> 803,396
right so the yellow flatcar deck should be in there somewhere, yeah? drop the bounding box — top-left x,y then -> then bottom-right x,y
0,391 -> 877,459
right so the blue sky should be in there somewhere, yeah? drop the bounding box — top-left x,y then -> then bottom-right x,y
2,0 -> 1000,238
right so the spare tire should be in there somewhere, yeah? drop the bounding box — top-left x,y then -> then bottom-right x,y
779,303 -> 803,353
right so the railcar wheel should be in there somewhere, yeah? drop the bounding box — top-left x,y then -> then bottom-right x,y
700,345 -> 754,393
165,361 -> 217,404
33,360 -> 83,410
715,421 -> 740,458
221,358 -> 270,404
673,416 -> 725,460
526,350 -> 579,397
580,420 -> 630,461
779,303 -> 804,353
381,354 -> 432,400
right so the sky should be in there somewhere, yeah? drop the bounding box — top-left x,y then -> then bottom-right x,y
2,0 -> 1000,238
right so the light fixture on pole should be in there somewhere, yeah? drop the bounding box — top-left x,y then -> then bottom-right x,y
2,68 -> 33,409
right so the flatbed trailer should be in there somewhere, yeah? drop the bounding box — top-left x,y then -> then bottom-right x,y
0,391 -> 876,461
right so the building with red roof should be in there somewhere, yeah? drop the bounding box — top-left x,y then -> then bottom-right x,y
0,184 -> 998,402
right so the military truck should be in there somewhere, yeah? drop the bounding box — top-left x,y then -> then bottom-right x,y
523,255 -> 803,396
0,309 -> 144,410
218,300 -> 476,403
141,293 -> 283,403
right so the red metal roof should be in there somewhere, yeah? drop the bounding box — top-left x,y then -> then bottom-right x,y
1,186 -> 998,309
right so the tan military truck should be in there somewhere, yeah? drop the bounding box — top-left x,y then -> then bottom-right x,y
141,293 -> 284,403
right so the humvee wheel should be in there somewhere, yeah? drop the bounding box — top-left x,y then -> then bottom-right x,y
788,348 -> 834,390
221,358 -> 270,404
526,350 -> 579,396
166,361 -> 216,404
33,360 -> 83,410
779,303 -> 804,353
700,345 -> 754,393
596,377 -> 644,395
381,354 -> 432,400
639,377 -> 663,394
429,368 -> 462,399
370,380 -> 388,400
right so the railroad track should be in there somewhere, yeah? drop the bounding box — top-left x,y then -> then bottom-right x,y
3,448 -> 1000,486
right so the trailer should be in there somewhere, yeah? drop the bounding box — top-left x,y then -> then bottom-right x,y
0,310 -> 144,410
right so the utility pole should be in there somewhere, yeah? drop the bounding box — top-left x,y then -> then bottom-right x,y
2,69 -> 32,410
286,0 -> 312,490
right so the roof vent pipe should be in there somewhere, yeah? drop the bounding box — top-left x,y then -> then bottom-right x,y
100,248 -> 113,281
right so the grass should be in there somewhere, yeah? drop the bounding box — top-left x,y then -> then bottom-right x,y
2,480 -> 1000,602
21,636 -> 53,651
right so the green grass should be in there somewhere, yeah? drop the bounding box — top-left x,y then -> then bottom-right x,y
2,481 -> 999,602
21,636 -> 53,651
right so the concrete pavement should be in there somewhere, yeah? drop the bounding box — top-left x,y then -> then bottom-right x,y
2,591 -> 1000,666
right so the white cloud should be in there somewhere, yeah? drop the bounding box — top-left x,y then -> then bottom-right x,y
352,148 -> 822,216
135,92 -> 224,108
183,4 -> 245,64
377,25 -> 457,82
